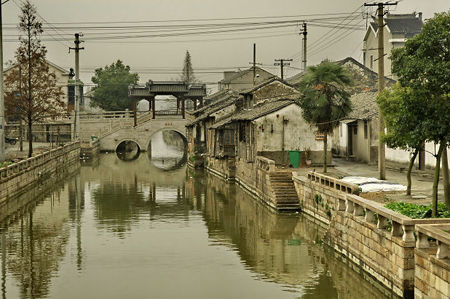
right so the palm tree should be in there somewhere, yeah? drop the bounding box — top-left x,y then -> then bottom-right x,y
298,61 -> 352,173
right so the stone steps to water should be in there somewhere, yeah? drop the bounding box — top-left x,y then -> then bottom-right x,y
268,172 -> 299,210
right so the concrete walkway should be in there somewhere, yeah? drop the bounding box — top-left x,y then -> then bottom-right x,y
4,141 -> 62,160
328,158 -> 445,205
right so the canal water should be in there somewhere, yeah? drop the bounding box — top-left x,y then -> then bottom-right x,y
0,153 -> 394,299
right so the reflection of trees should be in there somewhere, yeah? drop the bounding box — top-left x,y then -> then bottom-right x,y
196,173 -> 390,299
202,173 -> 319,286
91,182 -> 148,236
4,193 -> 70,299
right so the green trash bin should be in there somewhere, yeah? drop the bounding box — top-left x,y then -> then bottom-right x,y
288,150 -> 300,168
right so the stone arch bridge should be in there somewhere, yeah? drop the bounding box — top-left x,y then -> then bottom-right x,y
79,110 -> 188,152
79,81 -> 206,152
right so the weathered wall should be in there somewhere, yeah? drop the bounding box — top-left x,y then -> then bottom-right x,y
253,104 -> 331,165
0,142 -> 80,202
414,225 -> 450,299
293,172 -> 415,298
293,172 -> 450,298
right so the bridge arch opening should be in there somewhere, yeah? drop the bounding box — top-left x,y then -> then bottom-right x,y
116,140 -> 141,161
148,130 -> 187,170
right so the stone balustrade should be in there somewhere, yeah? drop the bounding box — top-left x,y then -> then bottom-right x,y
0,142 -> 80,202
292,171 -> 450,298
0,142 -> 79,180
256,156 -> 276,172
414,224 -> 450,299
307,171 -> 360,195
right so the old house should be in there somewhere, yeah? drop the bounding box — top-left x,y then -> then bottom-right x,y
207,77 -> 327,167
362,12 -> 423,78
3,60 -> 82,113
334,92 -> 379,164
218,66 -> 275,91
186,89 -> 239,157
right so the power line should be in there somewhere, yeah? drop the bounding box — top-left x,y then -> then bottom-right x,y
11,0 -> 71,48
2,11 -> 362,26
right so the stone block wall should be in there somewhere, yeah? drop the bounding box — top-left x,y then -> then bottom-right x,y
0,142 -> 80,202
293,171 -> 450,298
414,224 -> 450,299
293,171 -> 417,298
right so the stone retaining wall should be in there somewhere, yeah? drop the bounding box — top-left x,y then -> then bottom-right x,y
0,142 -> 80,202
293,171 -> 450,298
414,224 -> 450,299
205,156 -> 297,210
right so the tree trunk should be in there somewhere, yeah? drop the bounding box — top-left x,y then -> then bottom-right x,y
323,134 -> 328,173
442,146 -> 450,209
406,149 -> 419,196
431,142 -> 445,217
27,116 -> 33,158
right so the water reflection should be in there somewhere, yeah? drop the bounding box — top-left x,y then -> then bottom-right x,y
150,131 -> 186,170
190,172 -> 392,299
0,174 -> 79,299
0,155 -> 393,299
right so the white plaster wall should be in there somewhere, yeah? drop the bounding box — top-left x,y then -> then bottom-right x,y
386,142 -> 450,167
254,104 -> 324,152
48,64 -> 69,106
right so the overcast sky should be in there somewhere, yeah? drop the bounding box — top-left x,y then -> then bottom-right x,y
2,0 -> 449,92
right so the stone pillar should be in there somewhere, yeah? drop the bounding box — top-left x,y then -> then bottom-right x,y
152,98 -> 156,119
193,99 -> 197,111
181,98 -> 185,119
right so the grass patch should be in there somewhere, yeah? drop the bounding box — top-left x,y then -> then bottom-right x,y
385,202 -> 450,219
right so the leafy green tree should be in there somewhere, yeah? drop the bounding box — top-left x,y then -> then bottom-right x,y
4,1 -> 64,158
298,61 -> 353,172
90,60 -> 139,111
180,51 -> 196,84
377,84 -> 427,195
391,12 -> 450,214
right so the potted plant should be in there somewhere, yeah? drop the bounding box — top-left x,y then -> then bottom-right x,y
304,148 -> 312,166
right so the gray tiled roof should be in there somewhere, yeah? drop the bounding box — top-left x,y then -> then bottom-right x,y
210,99 -> 295,129
187,93 -> 240,126
218,66 -> 275,84
345,91 -> 378,120
371,13 -> 422,38
239,77 -> 285,95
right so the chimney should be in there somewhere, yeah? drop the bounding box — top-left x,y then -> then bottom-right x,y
418,12 -> 422,22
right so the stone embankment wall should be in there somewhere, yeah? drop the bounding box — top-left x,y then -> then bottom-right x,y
414,224 -> 450,299
205,156 -> 299,210
293,171 -> 450,298
0,142 -> 80,202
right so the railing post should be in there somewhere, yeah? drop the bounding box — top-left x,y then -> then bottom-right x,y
416,232 -> 430,249
402,225 -> 415,244
436,241 -> 448,259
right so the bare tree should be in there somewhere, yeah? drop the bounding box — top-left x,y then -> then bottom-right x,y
4,1 -> 64,157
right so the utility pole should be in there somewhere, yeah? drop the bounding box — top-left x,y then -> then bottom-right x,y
0,2 -> 5,162
249,43 -> 262,86
70,33 -> 84,141
302,22 -> 307,71
364,2 -> 397,180
274,59 -> 292,80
